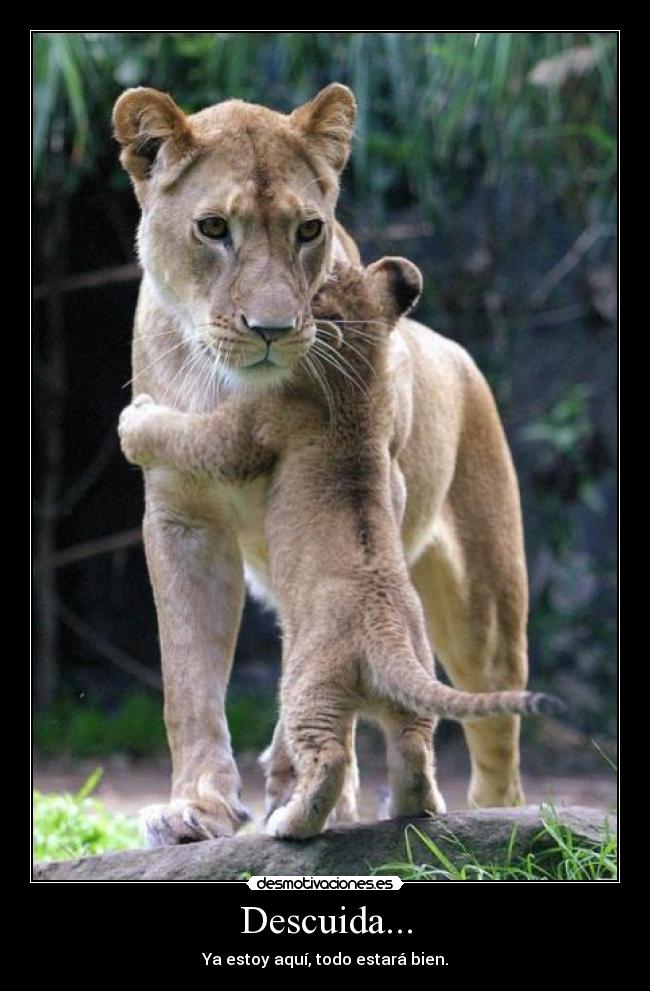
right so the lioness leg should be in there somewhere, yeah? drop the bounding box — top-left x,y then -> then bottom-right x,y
140,477 -> 249,846
410,543 -> 527,808
380,711 -> 446,817
265,679 -> 355,839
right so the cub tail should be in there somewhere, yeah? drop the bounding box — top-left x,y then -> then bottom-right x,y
367,651 -> 563,721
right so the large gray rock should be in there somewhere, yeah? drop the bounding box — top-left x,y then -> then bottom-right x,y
33,805 -> 614,881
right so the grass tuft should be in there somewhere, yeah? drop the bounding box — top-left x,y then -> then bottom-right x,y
373,803 -> 616,880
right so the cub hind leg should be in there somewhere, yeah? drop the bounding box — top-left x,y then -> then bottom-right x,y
379,710 -> 446,817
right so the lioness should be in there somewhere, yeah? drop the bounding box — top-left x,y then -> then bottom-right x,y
114,83 -> 536,845
119,258 -> 556,839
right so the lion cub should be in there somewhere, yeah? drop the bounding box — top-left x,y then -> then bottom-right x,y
119,258 -> 557,838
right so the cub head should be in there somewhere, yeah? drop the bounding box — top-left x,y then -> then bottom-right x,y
313,256 -> 423,343
113,84 -> 356,390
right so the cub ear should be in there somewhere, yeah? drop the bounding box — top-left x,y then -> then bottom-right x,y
289,83 -> 356,173
367,257 -> 423,324
112,87 -> 196,183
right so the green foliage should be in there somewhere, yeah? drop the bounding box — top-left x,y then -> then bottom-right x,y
33,769 -> 140,862
373,805 -> 617,880
522,385 -> 606,520
227,691 -> 278,754
33,31 -> 616,227
33,691 -> 277,758
521,384 -> 615,734
523,385 -> 594,455
34,694 -> 166,757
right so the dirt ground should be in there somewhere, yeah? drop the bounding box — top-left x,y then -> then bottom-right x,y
33,745 -> 617,832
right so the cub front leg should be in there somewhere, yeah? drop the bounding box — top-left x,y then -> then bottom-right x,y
119,393 -> 275,480
139,475 -> 249,846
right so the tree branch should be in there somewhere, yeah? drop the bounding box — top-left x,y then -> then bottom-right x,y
530,223 -> 617,308
57,603 -> 162,691
33,262 -> 141,301
33,528 -> 143,571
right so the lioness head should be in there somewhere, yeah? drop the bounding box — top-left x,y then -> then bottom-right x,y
113,84 -> 356,390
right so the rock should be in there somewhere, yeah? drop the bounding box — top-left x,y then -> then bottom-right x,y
33,805 -> 615,882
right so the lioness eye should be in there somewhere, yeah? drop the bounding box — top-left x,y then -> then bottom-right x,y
297,219 -> 323,243
197,216 -> 228,240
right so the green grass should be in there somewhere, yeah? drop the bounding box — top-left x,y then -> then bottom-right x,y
33,768 -> 140,862
373,805 -> 617,880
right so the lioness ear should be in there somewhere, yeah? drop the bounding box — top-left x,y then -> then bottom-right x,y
112,87 -> 196,183
290,83 -> 356,173
367,257 -> 423,324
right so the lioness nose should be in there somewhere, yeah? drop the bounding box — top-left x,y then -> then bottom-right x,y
240,314 -> 297,342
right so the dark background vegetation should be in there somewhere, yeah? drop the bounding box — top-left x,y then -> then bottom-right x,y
33,32 -> 617,766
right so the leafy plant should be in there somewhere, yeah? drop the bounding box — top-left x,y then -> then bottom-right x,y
33,768 -> 140,862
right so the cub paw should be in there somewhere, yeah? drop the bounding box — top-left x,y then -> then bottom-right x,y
118,393 -> 166,466
265,802 -> 322,840
259,745 -> 297,821
140,798 -> 250,847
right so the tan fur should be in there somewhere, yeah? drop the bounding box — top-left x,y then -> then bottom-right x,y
114,84 -> 542,845
120,260 -> 556,838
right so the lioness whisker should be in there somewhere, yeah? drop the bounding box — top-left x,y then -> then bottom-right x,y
168,344 -> 205,409
316,328 -> 378,380
311,345 -> 359,400
212,341 -> 225,398
200,354 -> 218,412
187,350 -> 214,409
304,353 -> 336,428
338,339 -> 380,379
312,346 -> 368,400
324,318 -> 387,328
315,323 -> 384,350
215,340 -> 231,401
124,338 -> 188,390
141,330 -> 181,340
199,341 -> 223,411
311,340 -> 370,398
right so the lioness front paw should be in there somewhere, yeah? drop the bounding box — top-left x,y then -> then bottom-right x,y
140,797 -> 251,847
118,393 -> 167,466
